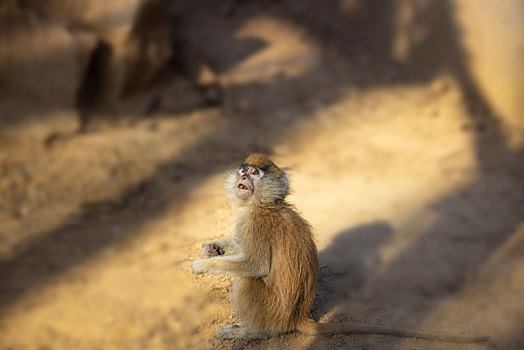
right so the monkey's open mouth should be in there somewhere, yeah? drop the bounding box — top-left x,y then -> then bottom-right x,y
236,180 -> 253,199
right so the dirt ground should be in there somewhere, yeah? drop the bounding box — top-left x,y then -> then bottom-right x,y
1,2 -> 523,350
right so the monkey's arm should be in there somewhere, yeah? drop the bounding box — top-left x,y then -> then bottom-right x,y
202,238 -> 241,257
192,254 -> 269,278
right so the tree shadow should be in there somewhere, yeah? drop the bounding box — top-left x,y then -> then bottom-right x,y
302,1 -> 524,348
313,222 -> 394,321
307,130 -> 523,349
306,121 -> 523,349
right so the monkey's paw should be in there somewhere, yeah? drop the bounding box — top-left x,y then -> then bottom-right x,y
192,259 -> 206,274
203,242 -> 225,257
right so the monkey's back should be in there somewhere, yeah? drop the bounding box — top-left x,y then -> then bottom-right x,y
233,205 -> 318,336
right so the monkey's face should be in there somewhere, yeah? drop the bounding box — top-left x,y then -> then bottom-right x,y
226,163 -> 289,206
236,166 -> 263,200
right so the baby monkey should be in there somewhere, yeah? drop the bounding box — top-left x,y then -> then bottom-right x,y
192,154 -> 488,343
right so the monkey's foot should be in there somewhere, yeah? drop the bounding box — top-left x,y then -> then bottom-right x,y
215,324 -> 268,340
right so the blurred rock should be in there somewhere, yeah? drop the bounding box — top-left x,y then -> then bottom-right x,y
0,6 -> 97,111
0,0 -> 179,129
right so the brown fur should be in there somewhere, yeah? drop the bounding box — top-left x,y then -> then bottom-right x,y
192,154 -> 489,343
193,153 -> 315,337
232,205 -> 317,336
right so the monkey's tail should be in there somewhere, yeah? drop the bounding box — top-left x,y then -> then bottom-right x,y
297,319 -> 490,344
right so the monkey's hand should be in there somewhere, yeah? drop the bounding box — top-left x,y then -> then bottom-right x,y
192,259 -> 206,274
203,242 -> 225,257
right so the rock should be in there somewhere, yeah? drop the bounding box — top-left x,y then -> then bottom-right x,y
0,17 -> 97,110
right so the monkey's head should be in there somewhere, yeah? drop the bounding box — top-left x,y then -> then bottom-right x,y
226,153 -> 290,206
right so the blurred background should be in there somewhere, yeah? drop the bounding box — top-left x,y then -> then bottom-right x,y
0,1 -> 523,349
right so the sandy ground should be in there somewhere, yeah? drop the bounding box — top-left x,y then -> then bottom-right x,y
1,3 -> 523,350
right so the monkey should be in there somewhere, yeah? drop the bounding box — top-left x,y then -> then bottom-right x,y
192,153 -> 489,343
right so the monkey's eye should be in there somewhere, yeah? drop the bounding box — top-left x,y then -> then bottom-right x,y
250,168 -> 264,179
239,167 -> 248,176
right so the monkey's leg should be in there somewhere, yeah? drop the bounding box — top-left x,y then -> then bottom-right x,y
203,239 -> 240,257
215,323 -> 268,340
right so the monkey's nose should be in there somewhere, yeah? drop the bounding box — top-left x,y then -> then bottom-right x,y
241,175 -> 248,180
